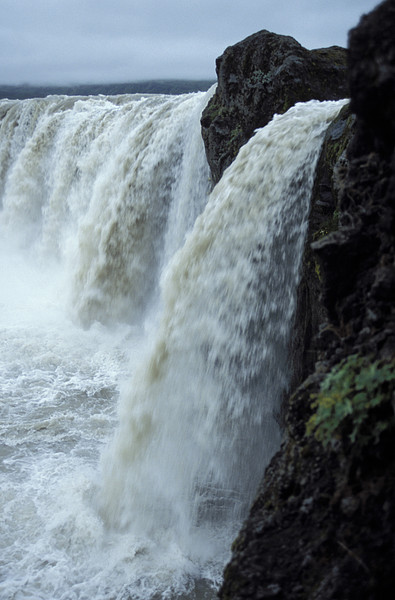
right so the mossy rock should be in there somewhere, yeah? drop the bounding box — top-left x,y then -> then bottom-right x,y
306,354 -> 395,449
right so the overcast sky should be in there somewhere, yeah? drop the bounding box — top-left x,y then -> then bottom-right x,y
0,0 -> 380,85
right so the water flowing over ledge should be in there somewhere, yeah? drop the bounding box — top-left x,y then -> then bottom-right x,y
0,92 -> 346,599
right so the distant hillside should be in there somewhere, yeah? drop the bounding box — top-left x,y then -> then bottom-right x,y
0,80 -> 215,100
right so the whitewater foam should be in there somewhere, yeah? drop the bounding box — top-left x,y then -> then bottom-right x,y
0,92 -> 347,599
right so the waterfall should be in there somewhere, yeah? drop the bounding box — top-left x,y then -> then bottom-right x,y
0,91 -> 213,325
0,92 -> 347,600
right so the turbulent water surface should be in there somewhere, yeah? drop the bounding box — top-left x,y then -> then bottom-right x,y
0,91 -> 347,600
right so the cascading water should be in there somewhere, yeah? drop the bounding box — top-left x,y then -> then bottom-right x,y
0,90 -> 347,600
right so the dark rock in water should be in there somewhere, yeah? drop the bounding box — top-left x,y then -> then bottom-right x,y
220,1 -> 395,599
201,30 -> 348,183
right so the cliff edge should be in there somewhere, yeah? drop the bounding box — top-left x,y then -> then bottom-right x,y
201,30 -> 348,183
205,1 -> 395,598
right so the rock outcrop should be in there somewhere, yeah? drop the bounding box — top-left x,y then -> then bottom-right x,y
289,103 -> 356,392
201,31 -> 348,183
215,1 -> 395,599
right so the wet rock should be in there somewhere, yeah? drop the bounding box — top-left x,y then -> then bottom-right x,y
220,2 -> 395,599
348,0 -> 395,154
289,105 -> 355,391
340,496 -> 360,517
300,497 -> 314,514
201,30 -> 348,183
259,583 -> 281,598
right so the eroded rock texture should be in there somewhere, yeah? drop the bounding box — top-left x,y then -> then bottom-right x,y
219,1 -> 395,599
289,104 -> 356,392
201,31 -> 348,183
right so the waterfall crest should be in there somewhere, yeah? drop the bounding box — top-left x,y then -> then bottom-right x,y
0,90 -> 213,325
99,98 -> 348,542
0,93 -> 347,600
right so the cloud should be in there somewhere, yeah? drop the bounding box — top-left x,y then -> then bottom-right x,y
0,0 -> 380,84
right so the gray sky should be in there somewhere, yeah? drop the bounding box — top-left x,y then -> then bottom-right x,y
0,0 -> 380,85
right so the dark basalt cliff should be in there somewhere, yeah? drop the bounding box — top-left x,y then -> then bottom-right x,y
201,31 -> 348,183
203,1 -> 395,598
288,102 -> 356,394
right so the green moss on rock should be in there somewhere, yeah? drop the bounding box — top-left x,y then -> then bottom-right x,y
307,354 -> 395,448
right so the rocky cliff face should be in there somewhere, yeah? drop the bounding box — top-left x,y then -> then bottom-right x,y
201,31 -> 348,183
288,103 -> 356,394
203,1 -> 395,598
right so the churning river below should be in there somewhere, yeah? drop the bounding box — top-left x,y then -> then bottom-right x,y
0,90 -> 347,599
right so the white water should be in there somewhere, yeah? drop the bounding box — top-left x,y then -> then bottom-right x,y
0,91 -> 347,600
